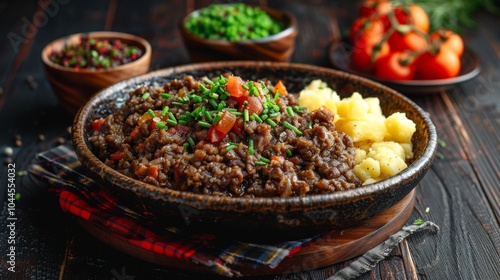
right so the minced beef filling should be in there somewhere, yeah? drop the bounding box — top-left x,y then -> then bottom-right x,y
90,75 -> 362,197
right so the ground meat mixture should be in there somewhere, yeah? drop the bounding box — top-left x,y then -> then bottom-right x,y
90,75 -> 362,197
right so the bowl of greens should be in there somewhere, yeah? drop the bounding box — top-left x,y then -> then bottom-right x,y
179,3 -> 298,62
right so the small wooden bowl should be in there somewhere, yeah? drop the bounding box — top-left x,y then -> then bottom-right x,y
179,5 -> 298,62
72,61 -> 437,241
42,31 -> 152,115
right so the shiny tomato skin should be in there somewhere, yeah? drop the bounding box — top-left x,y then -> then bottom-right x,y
359,0 -> 392,17
351,18 -> 389,73
416,49 -> 461,79
408,4 -> 430,33
388,30 -> 427,52
430,29 -> 464,57
374,51 -> 416,80
350,18 -> 385,46
352,36 -> 390,73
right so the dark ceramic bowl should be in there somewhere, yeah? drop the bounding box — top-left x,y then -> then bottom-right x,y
72,61 -> 437,240
179,5 -> 298,62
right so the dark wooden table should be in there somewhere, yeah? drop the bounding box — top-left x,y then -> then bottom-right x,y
1,1 -> 499,279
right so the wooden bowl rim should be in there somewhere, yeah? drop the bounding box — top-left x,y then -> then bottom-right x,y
179,4 -> 298,45
72,61 -> 437,210
41,31 -> 152,74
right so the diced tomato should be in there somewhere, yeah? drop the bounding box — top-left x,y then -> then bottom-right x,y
215,111 -> 236,135
246,96 -> 263,116
271,155 -> 284,163
130,126 -> 140,137
92,118 -> 105,131
272,80 -> 288,96
207,125 -> 226,143
149,119 -> 157,131
147,165 -> 159,179
226,75 -> 248,98
231,118 -> 244,134
232,95 -> 249,109
110,149 -> 126,161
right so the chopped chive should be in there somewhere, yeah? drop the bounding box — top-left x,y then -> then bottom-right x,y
269,112 -> 281,118
233,112 -> 243,117
172,101 -> 184,106
198,121 -> 211,128
167,119 -> 178,126
254,161 -> 267,166
242,84 -> 249,90
187,137 -> 195,148
261,114 -> 269,121
147,109 -> 155,118
167,112 -> 177,122
217,101 -> 225,111
199,84 -> 209,93
209,99 -> 218,109
204,111 -> 213,122
183,142 -> 189,149
250,87 -> 259,96
192,107 -> 201,119
141,93 -> 150,100
218,75 -> 227,84
273,91 -> 280,102
203,77 -> 214,85
272,104 -> 280,112
213,113 -> 222,124
248,139 -> 254,155
252,113 -> 263,123
308,121 -> 313,129
243,109 -> 249,122
210,92 -> 219,99
161,93 -> 172,99
260,157 -> 270,163
161,106 -> 169,117
286,107 -> 295,117
226,144 -> 236,151
191,95 -> 203,103
283,121 -> 303,136
293,106 -> 305,113
266,118 -> 277,127
155,122 -> 167,129
286,149 -> 293,156
225,107 -> 238,112
178,120 -> 188,125
260,81 -> 267,92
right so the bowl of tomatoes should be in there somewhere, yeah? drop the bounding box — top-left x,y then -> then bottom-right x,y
329,0 -> 480,94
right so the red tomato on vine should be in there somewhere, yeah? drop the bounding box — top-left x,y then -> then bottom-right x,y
416,48 -> 461,79
374,51 -> 416,80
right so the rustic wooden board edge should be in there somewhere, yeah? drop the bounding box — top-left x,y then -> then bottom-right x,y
78,190 -> 416,277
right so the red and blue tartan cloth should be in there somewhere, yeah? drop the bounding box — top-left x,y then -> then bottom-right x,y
29,144 -> 440,279
28,144 -> 317,277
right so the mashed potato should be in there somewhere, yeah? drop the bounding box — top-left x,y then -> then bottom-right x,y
298,80 -> 416,185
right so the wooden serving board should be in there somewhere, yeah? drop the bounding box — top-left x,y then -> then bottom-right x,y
79,190 -> 416,276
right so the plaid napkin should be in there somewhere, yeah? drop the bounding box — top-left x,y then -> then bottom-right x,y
29,144 -> 439,278
29,144 -> 317,277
